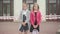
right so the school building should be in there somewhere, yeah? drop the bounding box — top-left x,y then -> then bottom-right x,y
0,0 -> 60,22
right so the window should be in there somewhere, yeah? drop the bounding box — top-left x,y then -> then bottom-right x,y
46,0 -> 60,21
0,0 -> 2,16
46,0 -> 60,15
0,0 -> 14,16
57,0 -> 60,15
23,0 -> 37,10
46,0 -> 57,15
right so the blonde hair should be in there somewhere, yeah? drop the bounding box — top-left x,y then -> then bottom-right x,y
22,3 -> 28,6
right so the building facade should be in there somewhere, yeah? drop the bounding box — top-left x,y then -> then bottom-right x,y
0,0 -> 60,22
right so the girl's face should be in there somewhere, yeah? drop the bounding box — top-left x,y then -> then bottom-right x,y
33,4 -> 38,11
22,4 -> 27,10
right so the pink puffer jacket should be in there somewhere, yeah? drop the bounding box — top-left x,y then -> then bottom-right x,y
30,10 -> 42,26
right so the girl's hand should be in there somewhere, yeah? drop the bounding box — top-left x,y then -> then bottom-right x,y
35,25 -> 38,28
22,22 -> 26,26
33,25 -> 38,28
33,25 -> 37,28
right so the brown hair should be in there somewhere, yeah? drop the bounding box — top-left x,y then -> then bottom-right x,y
32,3 -> 39,11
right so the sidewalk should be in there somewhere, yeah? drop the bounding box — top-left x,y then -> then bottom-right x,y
0,22 -> 59,34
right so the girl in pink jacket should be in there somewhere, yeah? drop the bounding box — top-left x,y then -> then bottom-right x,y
30,3 -> 41,34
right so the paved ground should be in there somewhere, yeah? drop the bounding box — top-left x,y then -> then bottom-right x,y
0,22 -> 60,34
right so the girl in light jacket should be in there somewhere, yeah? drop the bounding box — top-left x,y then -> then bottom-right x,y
30,3 -> 41,34
19,3 -> 30,34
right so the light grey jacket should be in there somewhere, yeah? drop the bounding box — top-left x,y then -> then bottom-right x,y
19,10 -> 30,23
